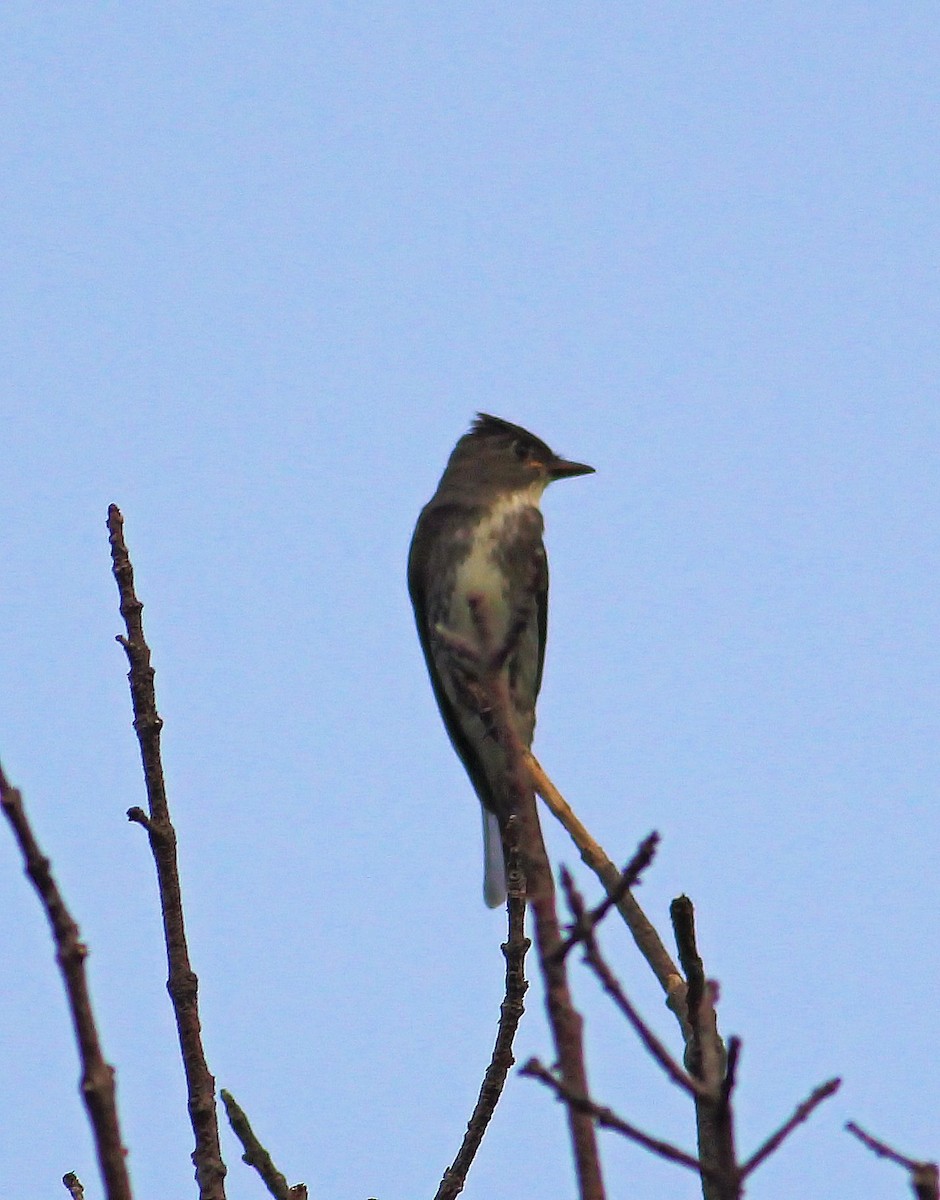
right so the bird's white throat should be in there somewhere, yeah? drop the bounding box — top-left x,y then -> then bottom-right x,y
449,484 -> 545,649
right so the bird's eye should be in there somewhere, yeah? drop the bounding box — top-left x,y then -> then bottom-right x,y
513,440 -> 530,461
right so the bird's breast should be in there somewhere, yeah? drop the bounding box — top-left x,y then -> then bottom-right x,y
448,498 -> 539,655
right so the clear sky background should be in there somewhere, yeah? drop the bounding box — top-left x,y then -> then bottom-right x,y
2,5 -> 937,1198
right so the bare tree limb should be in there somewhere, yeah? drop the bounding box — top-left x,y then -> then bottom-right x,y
738,1078 -> 841,1177
554,833 -> 660,961
443,595 -> 606,1200
671,895 -> 737,1200
520,1058 -> 709,1175
107,504 -> 226,1200
0,765 -> 133,1200
221,1090 -> 307,1200
435,823 -> 529,1200
557,869 -> 707,1101
527,753 -> 689,1029
846,1122 -> 939,1200
499,721 -> 605,1197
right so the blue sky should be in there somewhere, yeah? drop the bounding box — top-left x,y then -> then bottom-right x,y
2,5 -> 938,1197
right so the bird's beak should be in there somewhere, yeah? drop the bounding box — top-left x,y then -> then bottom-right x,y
549,457 -> 595,480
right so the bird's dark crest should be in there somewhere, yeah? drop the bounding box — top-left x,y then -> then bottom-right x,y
469,413 -> 556,460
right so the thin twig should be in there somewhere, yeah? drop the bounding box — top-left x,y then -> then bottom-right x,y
557,869 -> 706,1100
846,1121 -> 933,1170
527,753 -> 688,1028
221,1090 -> 306,1200
107,504 -> 226,1200
500,716 -> 604,1197
846,1122 -> 939,1200
520,1058 -> 708,1176
739,1078 -> 842,1177
435,822 -> 530,1200
554,833 -> 660,961
0,765 -> 133,1200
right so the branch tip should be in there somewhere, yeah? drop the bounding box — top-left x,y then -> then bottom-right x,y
846,1121 -> 939,1199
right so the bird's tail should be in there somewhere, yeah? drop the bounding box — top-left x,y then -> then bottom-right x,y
482,808 -> 507,908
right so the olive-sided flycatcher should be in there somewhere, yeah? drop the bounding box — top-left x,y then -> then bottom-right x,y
408,414 -> 594,906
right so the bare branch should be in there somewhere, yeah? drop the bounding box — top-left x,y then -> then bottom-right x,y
554,833 -> 660,961
107,504 -> 226,1200
527,753 -> 688,1029
670,896 -> 736,1199
557,869 -> 706,1101
846,1122 -> 939,1200
501,731 -> 604,1196
0,765 -> 133,1200
462,598 -> 606,1200
221,1090 -> 306,1200
435,823 -> 529,1199
739,1078 -> 842,1178
520,1058 -> 708,1176
671,896 -> 724,1086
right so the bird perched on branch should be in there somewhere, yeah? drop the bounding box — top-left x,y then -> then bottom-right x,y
408,414 -> 594,907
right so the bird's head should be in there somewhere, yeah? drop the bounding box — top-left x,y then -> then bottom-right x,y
443,413 -> 594,499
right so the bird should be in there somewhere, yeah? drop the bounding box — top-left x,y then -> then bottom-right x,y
408,414 -> 594,906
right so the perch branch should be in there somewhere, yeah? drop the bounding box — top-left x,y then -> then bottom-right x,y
526,753 -> 688,1028
435,822 -> 529,1200
447,594 -> 605,1200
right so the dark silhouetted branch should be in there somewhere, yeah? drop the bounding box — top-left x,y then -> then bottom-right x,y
521,1058 -> 708,1175
221,1090 -> 307,1200
439,598 -> 606,1200
0,765 -> 133,1200
435,824 -> 529,1200
846,1122 -> 938,1200
557,868 -> 706,1101
499,716 -> 604,1197
527,753 -> 688,1028
107,504 -> 226,1200
554,833 -> 660,961
739,1078 -> 841,1177
671,895 -> 736,1199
